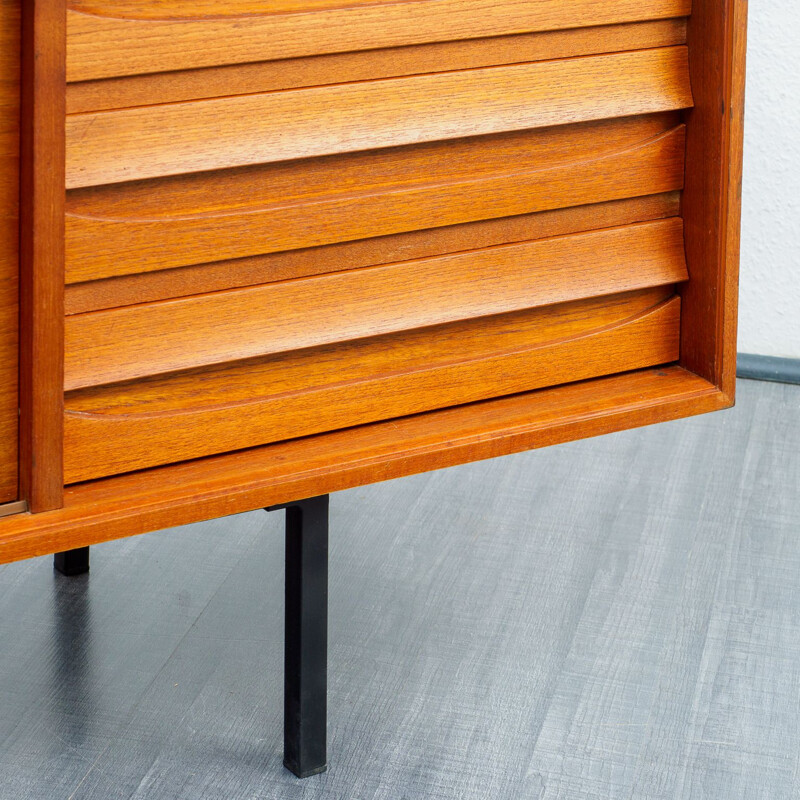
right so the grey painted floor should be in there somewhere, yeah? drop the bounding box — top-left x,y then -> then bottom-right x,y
0,377 -> 798,800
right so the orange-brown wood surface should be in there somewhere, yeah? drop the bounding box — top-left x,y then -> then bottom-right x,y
0,0 -> 19,503
72,0 -> 403,14
680,0 -> 747,400
66,116 -> 686,282
68,113 -> 675,223
65,0 -> 692,81
19,0 -> 65,512
65,47 -> 692,188
68,289 -> 676,418
64,219 -> 687,390
66,20 -> 688,114
64,291 -> 681,482
65,193 -> 682,314
0,0 -> 746,562
1,366 -> 725,565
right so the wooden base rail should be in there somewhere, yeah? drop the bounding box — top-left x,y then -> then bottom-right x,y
0,366 -> 727,566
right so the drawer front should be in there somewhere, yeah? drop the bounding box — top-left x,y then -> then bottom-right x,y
62,1 -> 694,482
66,115 -> 686,282
65,47 -> 691,188
65,289 -> 681,482
66,0 -> 691,80
65,219 -> 688,390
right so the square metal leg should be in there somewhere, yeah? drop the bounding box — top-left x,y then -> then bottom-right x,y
54,546 -> 90,576
268,495 -> 329,778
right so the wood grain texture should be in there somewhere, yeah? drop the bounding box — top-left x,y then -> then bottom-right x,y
66,292 -> 681,481
65,47 -> 692,188
64,219 -> 688,390
0,0 -> 19,503
67,289 -> 676,417
65,193 -> 681,314
0,366 -> 725,562
680,0 -> 747,400
71,0 -> 400,14
68,113 -> 676,219
0,0 -> 744,542
66,117 -> 687,282
19,0 -> 65,512
65,0 -> 692,81
64,291 -> 681,481
65,19 -> 688,114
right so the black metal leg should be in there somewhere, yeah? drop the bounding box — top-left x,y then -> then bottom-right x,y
54,546 -> 90,576
267,495 -> 329,778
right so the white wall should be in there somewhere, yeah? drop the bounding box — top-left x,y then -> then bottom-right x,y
738,1 -> 800,358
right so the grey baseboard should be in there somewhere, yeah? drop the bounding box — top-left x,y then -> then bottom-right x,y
737,353 -> 800,385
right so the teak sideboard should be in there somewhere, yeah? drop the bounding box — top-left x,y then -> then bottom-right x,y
0,0 -> 745,778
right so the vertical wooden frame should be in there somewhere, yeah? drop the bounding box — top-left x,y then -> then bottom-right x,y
20,0 -> 65,511
0,0 -> 21,504
680,0 -> 748,400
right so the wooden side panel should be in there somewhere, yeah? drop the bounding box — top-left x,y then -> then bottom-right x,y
0,0 -> 19,503
65,47 -> 692,188
64,291 -> 682,482
19,0 -> 65,512
64,219 -> 688,389
680,0 -> 748,399
66,0 -> 693,81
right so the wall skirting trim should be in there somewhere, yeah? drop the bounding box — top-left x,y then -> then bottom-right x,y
737,353 -> 800,385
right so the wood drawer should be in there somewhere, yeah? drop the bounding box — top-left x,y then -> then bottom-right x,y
64,288 -> 681,482
66,0 -> 691,81
63,213 -> 687,480
65,219 -> 688,389
65,114 -> 686,282
64,47 -> 691,188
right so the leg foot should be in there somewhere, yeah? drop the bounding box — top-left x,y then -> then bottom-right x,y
268,495 -> 329,778
54,546 -> 90,576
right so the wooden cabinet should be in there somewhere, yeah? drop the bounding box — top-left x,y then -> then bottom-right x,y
0,0 -> 746,560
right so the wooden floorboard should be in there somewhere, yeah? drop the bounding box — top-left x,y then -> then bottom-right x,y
0,377 -> 796,799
